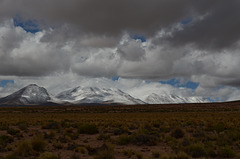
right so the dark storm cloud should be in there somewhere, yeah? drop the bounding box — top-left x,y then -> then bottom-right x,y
1,0 -> 239,49
1,0 -> 239,48
163,0 -> 240,50
0,0 -> 197,36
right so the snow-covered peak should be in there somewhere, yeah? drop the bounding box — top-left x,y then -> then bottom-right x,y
0,84 -> 51,105
20,84 -> 51,104
0,84 -> 210,106
56,86 -> 145,105
145,93 -> 209,104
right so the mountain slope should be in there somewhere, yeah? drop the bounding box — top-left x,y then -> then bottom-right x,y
56,86 -> 145,105
0,84 -> 51,105
0,84 -> 210,106
145,93 -> 209,104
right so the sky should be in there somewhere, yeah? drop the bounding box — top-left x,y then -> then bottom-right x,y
0,0 -> 240,102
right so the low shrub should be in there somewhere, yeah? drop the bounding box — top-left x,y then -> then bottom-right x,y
61,119 -> 71,128
225,129 -> 240,141
0,135 -> 14,151
181,138 -> 191,147
132,134 -> 157,146
116,135 -> 132,145
218,146 -> 237,158
0,122 -> 9,131
135,152 -> 143,159
85,145 -> 97,156
78,124 -> 98,134
64,131 -> 79,140
97,133 -> 111,141
192,130 -> 205,138
175,151 -> 190,159
38,152 -> 59,159
216,133 -> 233,146
42,121 -> 60,130
58,134 -> 73,143
31,135 -> 46,152
159,153 -> 171,159
80,147 -> 86,154
67,143 -> 79,150
0,135 -> 14,146
7,128 -> 20,136
94,143 -> 115,159
141,123 -> 157,135
4,153 -> 18,159
113,127 -> 128,135
74,146 -> 86,153
202,142 -> 217,157
160,125 -> 171,133
17,121 -> 28,131
185,143 -> 206,158
44,130 -> 56,140
16,141 -> 33,157
71,154 -> 80,159
52,141 -> 63,149
151,121 -> 161,128
152,151 -> 160,158
208,123 -> 225,133
65,127 -> 74,133
171,128 -> 185,139
123,149 -> 135,158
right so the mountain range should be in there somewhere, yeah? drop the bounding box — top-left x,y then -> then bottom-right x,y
0,84 -> 209,106
56,86 -> 145,105
145,93 -> 209,104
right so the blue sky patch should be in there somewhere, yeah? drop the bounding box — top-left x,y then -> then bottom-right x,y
181,18 -> 192,25
160,78 -> 199,90
14,16 -> 40,33
133,35 -> 146,42
111,77 -> 199,90
0,80 -> 14,87
111,76 -> 119,81
206,97 -> 216,102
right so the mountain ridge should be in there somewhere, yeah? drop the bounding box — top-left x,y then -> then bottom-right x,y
0,84 -> 51,105
0,84 -> 209,106
145,93 -> 209,104
56,86 -> 145,105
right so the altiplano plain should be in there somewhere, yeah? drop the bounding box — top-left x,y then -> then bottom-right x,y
1,102 -> 240,159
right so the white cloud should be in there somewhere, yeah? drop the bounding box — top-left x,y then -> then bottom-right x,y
0,20 -> 71,76
1,73 -> 240,102
195,85 -> 240,101
117,36 -> 146,61
1,17 -> 240,102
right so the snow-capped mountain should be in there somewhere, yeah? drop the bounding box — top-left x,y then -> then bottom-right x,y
0,84 -> 210,106
56,86 -> 145,105
145,93 -> 209,104
0,84 -> 51,105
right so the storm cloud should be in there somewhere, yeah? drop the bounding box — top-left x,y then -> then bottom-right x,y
0,0 -> 240,100
161,0 -> 240,50
0,0 -> 194,36
0,0 -> 237,39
